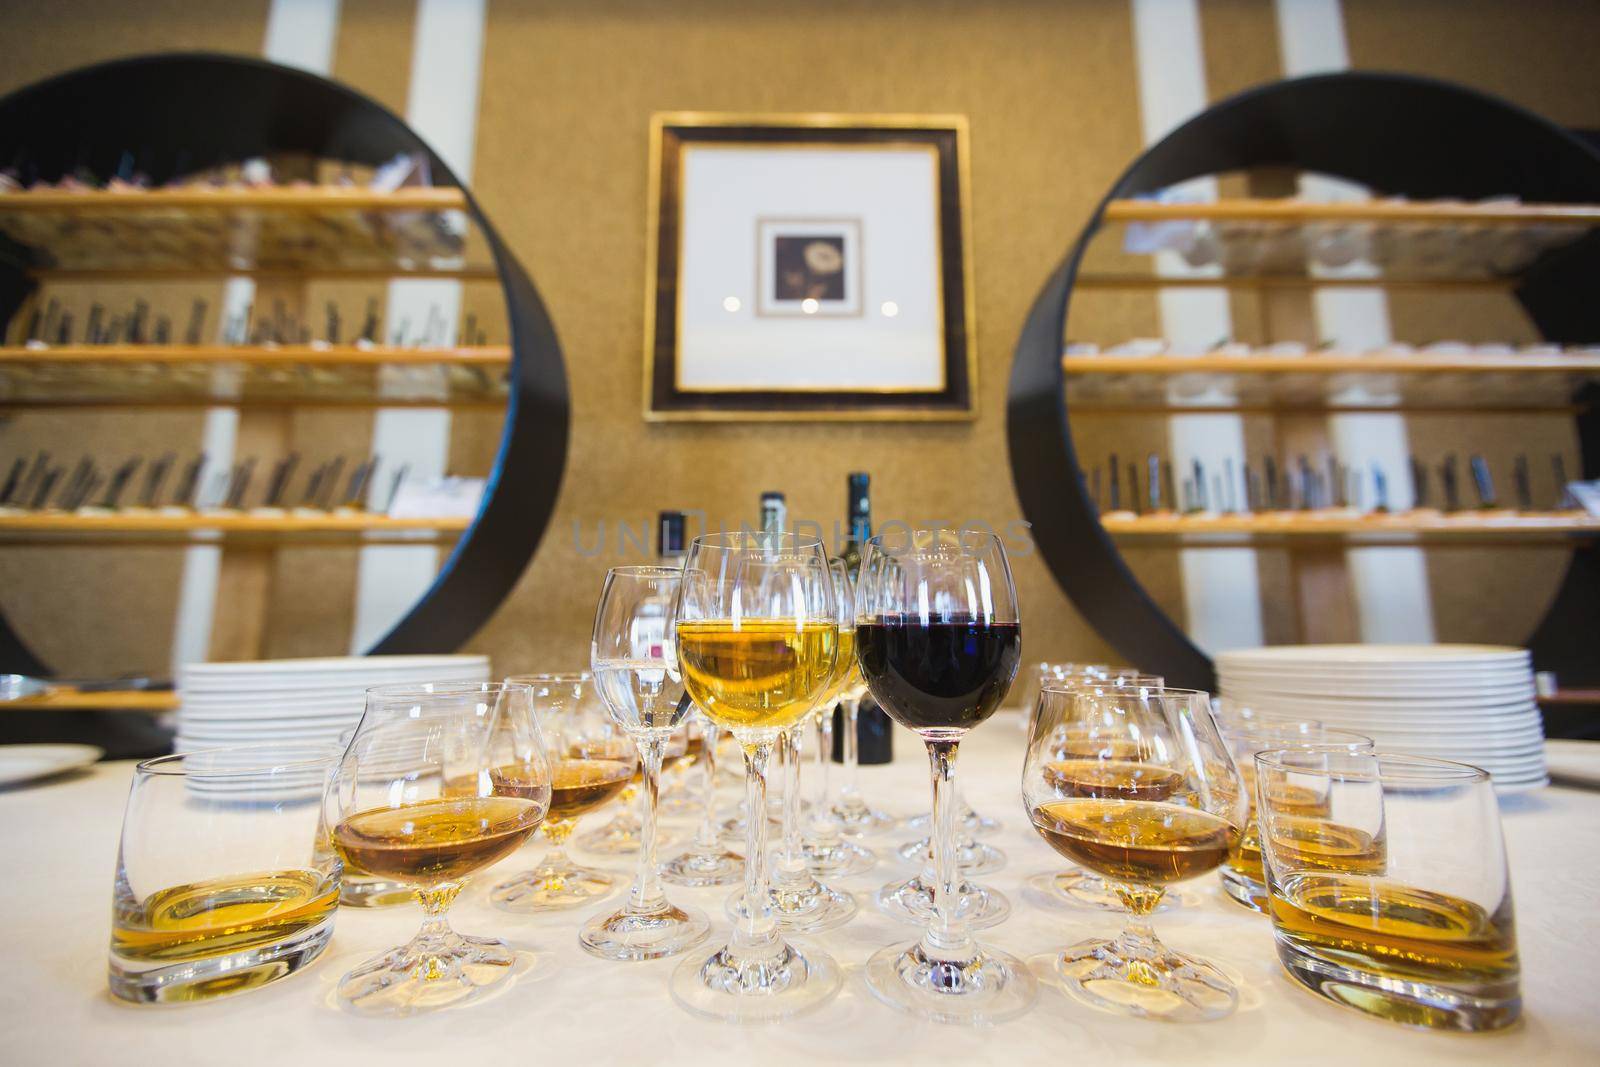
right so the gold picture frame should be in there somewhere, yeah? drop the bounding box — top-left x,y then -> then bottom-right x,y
643,112 -> 976,422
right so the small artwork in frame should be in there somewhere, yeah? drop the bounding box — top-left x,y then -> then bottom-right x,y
758,219 -> 861,317
644,113 -> 974,421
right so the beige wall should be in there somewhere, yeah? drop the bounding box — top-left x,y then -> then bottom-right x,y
0,0 -> 1597,676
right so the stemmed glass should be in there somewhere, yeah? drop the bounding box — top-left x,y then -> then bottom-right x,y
668,531 -> 843,1022
857,528 -> 1036,1024
491,672 -> 635,911
800,558 -> 876,876
831,656 -> 895,837
1022,687 -> 1247,1021
581,566 -> 711,960
660,710 -> 743,886
326,682 -> 551,1015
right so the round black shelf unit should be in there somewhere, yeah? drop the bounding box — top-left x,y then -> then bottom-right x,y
0,53 -> 569,673
1008,71 -> 1600,691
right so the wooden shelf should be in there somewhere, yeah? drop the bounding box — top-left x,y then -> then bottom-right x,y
0,687 -> 177,713
0,344 -> 509,366
0,511 -> 471,546
1061,352 -> 1600,412
1100,511 -> 1600,543
0,187 -> 469,214
0,345 -> 510,407
0,186 -> 488,275
1102,198 -> 1600,225
1064,353 -> 1600,375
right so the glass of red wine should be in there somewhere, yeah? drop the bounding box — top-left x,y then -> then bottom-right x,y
855,528 -> 1037,1024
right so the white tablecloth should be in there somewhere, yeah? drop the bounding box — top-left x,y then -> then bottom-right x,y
2,717 -> 1597,1064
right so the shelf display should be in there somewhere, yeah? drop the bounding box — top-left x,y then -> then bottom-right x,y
0,53 -> 570,677
1007,71 -> 1600,690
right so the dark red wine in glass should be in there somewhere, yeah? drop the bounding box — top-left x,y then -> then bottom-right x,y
856,615 -> 1021,734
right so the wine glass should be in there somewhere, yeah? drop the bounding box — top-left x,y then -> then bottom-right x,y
857,528 -> 1036,1024
1215,720 -> 1372,912
1022,687 -> 1247,1021
491,672 -> 635,911
668,531 -> 844,1022
581,566 -> 711,960
800,558 -> 877,877
1026,677 -> 1176,912
326,682 -> 551,1015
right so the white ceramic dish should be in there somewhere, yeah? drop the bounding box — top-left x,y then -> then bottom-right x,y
0,744 -> 103,787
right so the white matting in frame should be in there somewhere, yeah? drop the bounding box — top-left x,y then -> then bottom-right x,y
677,144 -> 944,392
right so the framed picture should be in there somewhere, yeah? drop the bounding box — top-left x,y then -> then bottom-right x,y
644,113 -> 975,421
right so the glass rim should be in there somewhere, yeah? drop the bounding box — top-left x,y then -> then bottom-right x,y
1254,748 -> 1490,784
1038,683 -> 1208,699
604,565 -> 685,579
364,680 -> 532,700
137,740 -> 339,778
687,531 -> 824,550
864,526 -> 1004,551
504,671 -> 592,683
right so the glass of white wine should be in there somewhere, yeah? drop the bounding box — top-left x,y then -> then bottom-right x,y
1256,749 -> 1520,1031
668,531 -> 844,1022
326,682 -> 551,1015
581,566 -> 711,960
108,740 -> 341,1004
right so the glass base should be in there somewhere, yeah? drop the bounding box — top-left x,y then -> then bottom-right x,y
895,835 -> 1006,876
726,875 -> 857,934
660,844 -> 744,888
576,813 -> 643,855
578,899 -> 711,962
669,937 -> 842,1023
832,796 -> 896,836
490,862 -> 616,912
1055,930 -> 1238,1022
336,926 -> 516,1016
1027,870 -> 1180,913
864,938 -> 1037,1024
802,835 -> 877,877
338,877 -> 413,909
1219,868 -> 1267,913
902,806 -> 1001,837
1276,935 -> 1521,1032
109,913 -> 332,1004
875,873 -> 1009,930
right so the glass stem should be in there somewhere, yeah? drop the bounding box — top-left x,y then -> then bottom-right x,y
775,726 -> 806,884
840,696 -> 861,803
732,737 -> 779,957
414,882 -> 462,944
693,721 -> 721,852
920,738 -> 975,962
812,708 -> 832,813
628,734 -> 668,915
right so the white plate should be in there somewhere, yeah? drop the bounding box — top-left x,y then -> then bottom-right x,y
179,674 -> 487,698
182,654 -> 488,676
0,743 -> 103,787
1218,644 -> 1528,665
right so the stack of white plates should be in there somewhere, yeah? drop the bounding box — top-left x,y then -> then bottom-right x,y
177,654 -> 491,757
1217,644 -> 1547,793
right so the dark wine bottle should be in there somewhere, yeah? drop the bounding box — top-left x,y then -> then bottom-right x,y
832,471 -> 893,765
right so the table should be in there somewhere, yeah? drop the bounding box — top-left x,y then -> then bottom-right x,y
2,717 -> 1596,1065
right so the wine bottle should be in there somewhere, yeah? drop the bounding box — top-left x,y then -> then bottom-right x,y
832,471 -> 892,765
760,490 -> 786,534
657,509 -> 687,566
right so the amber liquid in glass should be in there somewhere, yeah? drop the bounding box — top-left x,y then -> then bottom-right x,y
1271,873 -> 1517,984
1031,799 -> 1237,884
112,868 -> 338,965
332,796 -> 545,884
1042,759 -> 1185,801
544,758 -> 635,820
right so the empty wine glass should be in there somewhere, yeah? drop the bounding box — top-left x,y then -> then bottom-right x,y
858,528 -> 1036,1024
668,531 -> 843,1022
326,682 -> 551,1015
800,558 -> 876,877
581,566 -> 711,961
491,672 -> 634,912
1023,687 -> 1247,1021
660,710 -> 743,887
